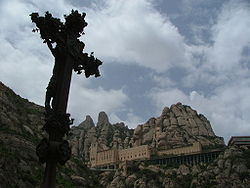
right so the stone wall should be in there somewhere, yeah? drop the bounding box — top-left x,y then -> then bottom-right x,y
119,145 -> 150,162
157,142 -> 202,156
90,144 -> 150,167
90,143 -> 119,167
95,149 -> 119,167
90,143 -> 202,167
89,143 -> 98,167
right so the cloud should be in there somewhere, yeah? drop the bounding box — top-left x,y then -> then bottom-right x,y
0,34 -> 51,105
150,0 -> 250,142
184,0 -> 250,87
149,88 -> 188,108
204,0 -> 250,73
109,110 -> 144,128
152,74 -> 176,88
83,0 -> 193,72
0,0 -> 131,126
149,79 -> 250,142
1,0 -> 250,141
0,0 -> 73,104
68,76 -> 128,124
182,1 -> 250,89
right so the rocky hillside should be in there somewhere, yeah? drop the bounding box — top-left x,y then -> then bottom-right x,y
132,103 -> 225,150
1,81 -> 250,188
99,146 -> 250,188
70,102 -> 225,161
0,81 -> 102,188
70,111 -> 134,161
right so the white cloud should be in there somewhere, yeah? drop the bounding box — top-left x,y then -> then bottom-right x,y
109,110 -> 144,128
83,0 -> 193,72
0,35 -> 51,105
0,0 -> 73,104
149,88 -> 188,109
1,0 -> 250,142
0,0 -> 131,126
149,77 -> 250,142
204,0 -> 250,73
68,77 -> 128,124
150,1 -> 250,142
173,0 -> 250,88
152,74 -> 176,88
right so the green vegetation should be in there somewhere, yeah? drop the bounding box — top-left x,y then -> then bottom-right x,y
173,174 -> 193,188
33,167 -> 44,184
56,158 -> 103,188
242,149 -> 250,169
0,126 -> 41,145
0,83 -> 104,187
56,174 -> 76,188
105,171 -> 115,183
239,171 -> 250,181
136,169 -> 164,187
202,144 -> 225,151
200,180 -> 217,188
127,164 -> 140,173
0,146 -> 16,161
160,162 -> 179,169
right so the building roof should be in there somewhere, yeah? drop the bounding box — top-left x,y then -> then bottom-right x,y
228,136 -> 250,146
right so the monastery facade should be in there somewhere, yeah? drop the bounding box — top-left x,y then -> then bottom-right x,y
89,142 -> 202,168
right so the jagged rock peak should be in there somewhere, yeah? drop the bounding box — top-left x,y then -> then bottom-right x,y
161,106 -> 170,116
97,111 -> 110,126
132,102 -> 224,148
78,115 -> 95,129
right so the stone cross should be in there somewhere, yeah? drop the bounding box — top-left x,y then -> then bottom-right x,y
30,10 -> 102,188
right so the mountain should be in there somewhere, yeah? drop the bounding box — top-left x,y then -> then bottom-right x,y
132,103 -> 225,150
98,145 -> 250,188
70,102 -> 225,161
69,101 -> 250,188
0,82 -> 102,188
1,81 -> 250,188
70,111 -> 134,161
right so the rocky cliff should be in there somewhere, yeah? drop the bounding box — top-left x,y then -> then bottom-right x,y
132,103 -> 225,150
99,146 -> 250,188
70,111 -> 134,161
1,81 -> 249,188
70,102 -> 225,161
0,81 -> 102,188
68,99 -> 250,188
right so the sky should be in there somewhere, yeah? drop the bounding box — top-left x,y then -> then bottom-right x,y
0,0 -> 250,142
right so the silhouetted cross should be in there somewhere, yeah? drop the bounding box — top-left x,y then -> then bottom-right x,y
30,10 -> 102,188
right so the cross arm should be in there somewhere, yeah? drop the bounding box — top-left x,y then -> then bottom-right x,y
72,52 -> 102,78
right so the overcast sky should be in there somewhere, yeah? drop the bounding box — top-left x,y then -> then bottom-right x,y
0,0 -> 250,142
